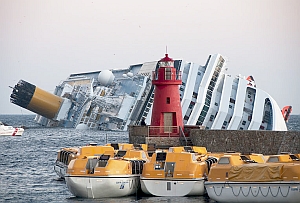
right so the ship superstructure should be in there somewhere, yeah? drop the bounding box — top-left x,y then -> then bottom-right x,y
10,54 -> 288,131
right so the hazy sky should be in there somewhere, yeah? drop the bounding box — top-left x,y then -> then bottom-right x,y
1,0 -> 299,115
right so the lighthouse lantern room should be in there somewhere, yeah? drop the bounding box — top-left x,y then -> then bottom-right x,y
150,53 -> 183,136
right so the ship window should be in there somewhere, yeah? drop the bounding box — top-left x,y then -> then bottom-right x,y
200,111 -> 206,117
239,127 -> 243,130
184,115 -> 189,120
242,121 -> 246,125
203,105 -> 209,112
229,105 -> 233,109
223,121 -> 227,126
205,98 -> 211,105
110,143 -> 119,150
218,157 -> 230,164
115,150 -> 127,158
289,154 -> 299,161
248,115 -> 252,121
98,160 -> 108,167
215,102 -> 218,106
166,97 -> 170,104
154,162 -> 165,170
267,157 -> 279,163
192,92 -> 198,98
99,154 -> 110,160
199,116 -> 205,122
156,152 -> 167,161
165,68 -> 171,80
230,98 -> 235,104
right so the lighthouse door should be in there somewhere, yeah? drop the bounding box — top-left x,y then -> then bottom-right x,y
164,113 -> 173,132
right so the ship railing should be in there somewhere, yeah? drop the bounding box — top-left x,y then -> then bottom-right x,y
147,126 -> 180,137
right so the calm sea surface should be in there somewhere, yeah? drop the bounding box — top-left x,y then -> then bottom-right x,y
0,114 -> 299,203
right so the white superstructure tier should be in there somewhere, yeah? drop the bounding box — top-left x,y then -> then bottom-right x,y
29,54 -> 287,131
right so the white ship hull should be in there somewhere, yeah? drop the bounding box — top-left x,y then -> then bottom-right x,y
65,175 -> 140,198
205,182 -> 300,203
140,178 -> 206,196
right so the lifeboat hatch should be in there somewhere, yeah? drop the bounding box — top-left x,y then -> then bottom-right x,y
165,162 -> 175,178
86,158 -> 99,174
115,150 -> 127,158
98,154 -> 110,167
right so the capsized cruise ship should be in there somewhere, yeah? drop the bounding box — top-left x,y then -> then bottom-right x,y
10,54 -> 290,131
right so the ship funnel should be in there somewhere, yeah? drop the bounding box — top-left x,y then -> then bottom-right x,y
10,80 -> 63,119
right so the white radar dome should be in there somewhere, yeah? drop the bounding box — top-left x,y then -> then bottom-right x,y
127,72 -> 133,77
98,70 -> 115,86
76,123 -> 89,130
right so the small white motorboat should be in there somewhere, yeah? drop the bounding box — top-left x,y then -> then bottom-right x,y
0,121 -> 24,136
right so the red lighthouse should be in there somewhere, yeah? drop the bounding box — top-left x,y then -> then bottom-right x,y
150,53 -> 183,136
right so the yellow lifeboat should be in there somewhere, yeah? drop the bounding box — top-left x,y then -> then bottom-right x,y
54,144 -> 114,179
205,153 -> 300,203
65,147 -> 149,198
140,146 -> 218,196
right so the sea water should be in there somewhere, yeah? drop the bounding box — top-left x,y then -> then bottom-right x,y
0,114 -> 299,203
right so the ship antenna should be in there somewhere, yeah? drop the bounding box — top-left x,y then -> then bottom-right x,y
166,46 -> 168,54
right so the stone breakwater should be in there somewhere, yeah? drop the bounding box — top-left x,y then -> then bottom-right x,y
189,129 -> 300,155
129,126 -> 300,155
